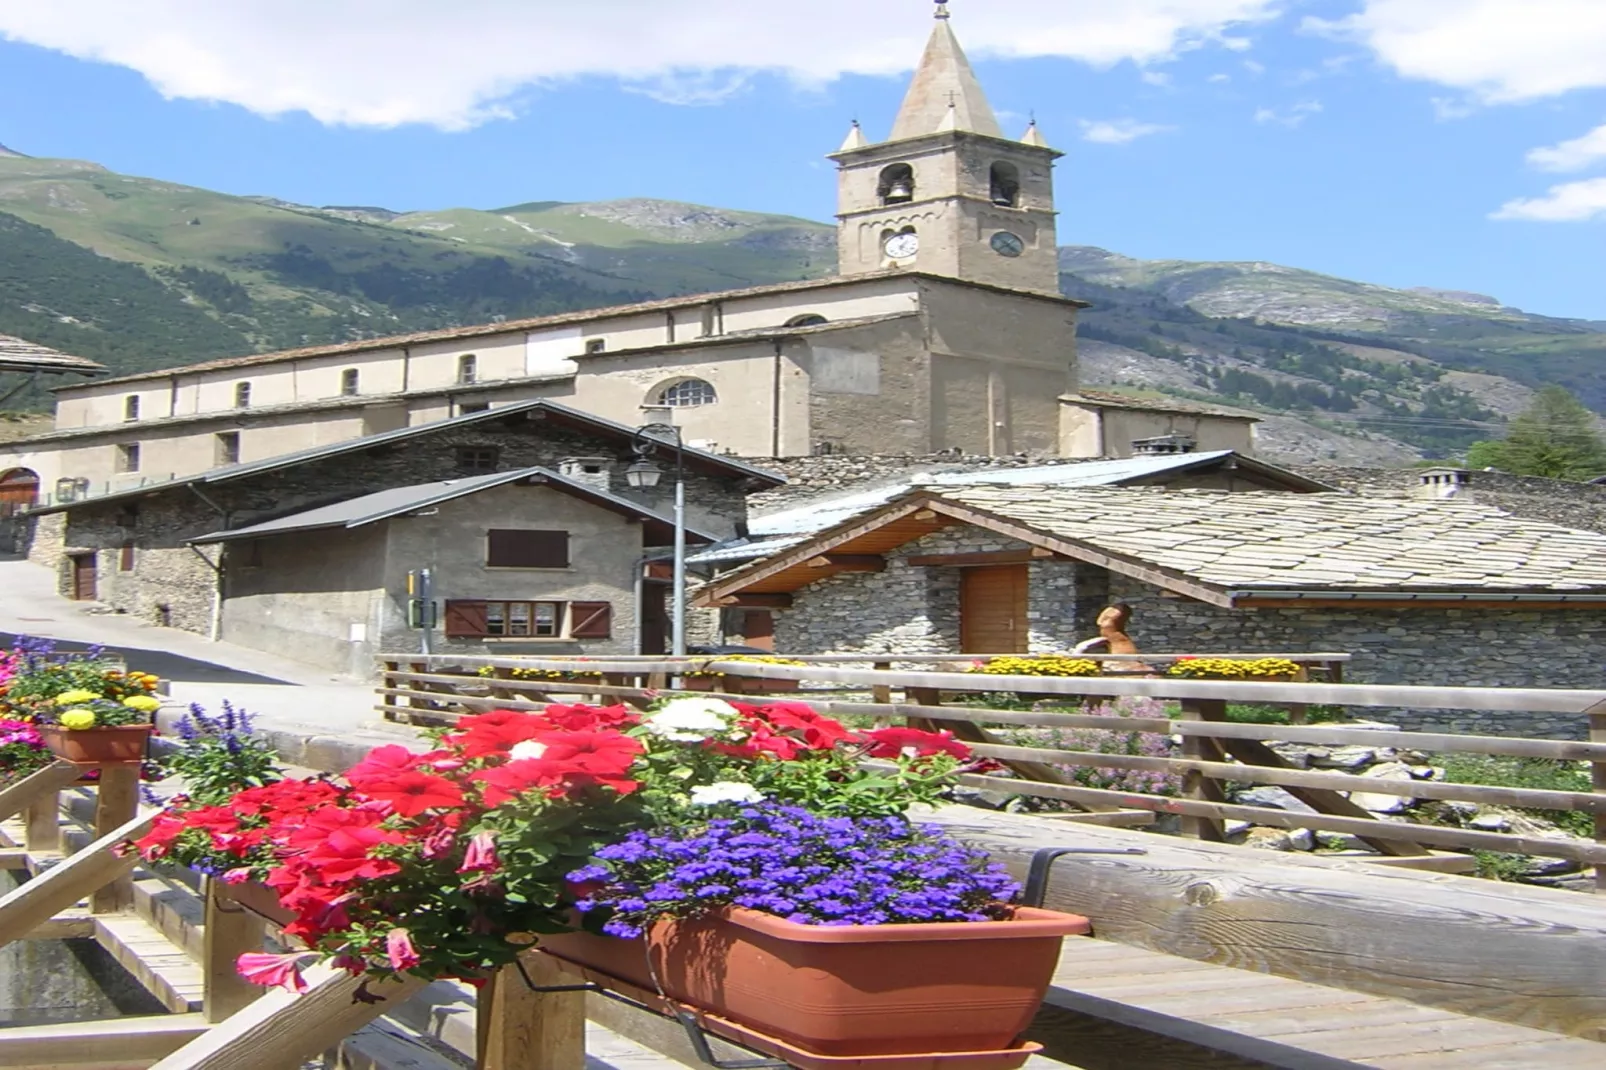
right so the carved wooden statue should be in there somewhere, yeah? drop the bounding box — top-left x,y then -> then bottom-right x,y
1073,603 -> 1139,656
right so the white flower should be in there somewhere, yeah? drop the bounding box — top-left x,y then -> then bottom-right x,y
689,782 -> 766,807
644,697 -> 740,742
509,740 -> 548,761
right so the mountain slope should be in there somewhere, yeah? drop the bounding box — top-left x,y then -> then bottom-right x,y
1,151 -> 1600,464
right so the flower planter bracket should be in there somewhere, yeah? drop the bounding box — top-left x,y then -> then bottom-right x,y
1021,846 -> 1148,909
511,960 -> 788,1070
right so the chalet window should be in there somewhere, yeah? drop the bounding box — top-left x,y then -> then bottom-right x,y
216,431 -> 241,466
456,446 -> 499,472
443,600 -> 611,640
486,529 -> 569,569
116,443 -> 141,473
119,541 -> 136,572
341,368 -> 360,396
235,382 -> 252,408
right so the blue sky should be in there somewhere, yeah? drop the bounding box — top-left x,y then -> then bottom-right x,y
0,1 -> 1603,319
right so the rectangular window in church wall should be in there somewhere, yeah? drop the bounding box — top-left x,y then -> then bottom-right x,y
216,432 -> 241,466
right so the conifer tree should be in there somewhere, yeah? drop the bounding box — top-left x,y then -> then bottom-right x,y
1465,386 -> 1606,480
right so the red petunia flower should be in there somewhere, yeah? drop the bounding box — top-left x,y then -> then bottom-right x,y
357,772 -> 465,818
345,744 -> 424,786
303,826 -> 405,883
862,727 -> 971,760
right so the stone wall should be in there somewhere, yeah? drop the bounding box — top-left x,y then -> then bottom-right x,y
1107,573 -> 1604,738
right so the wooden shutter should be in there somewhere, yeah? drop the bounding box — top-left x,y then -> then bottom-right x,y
119,541 -> 135,572
487,529 -> 569,568
569,602 -> 612,640
443,600 -> 489,638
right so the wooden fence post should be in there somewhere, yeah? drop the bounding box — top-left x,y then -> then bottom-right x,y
23,789 -> 62,855
1590,704 -> 1606,893
1288,665 -> 1310,726
91,764 -> 140,914
477,954 -> 586,1070
1178,698 -> 1228,842
202,881 -> 267,1023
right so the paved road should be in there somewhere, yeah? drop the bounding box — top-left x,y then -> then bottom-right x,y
0,554 -> 402,745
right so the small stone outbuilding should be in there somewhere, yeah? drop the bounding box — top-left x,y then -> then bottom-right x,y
695,485 -> 1606,734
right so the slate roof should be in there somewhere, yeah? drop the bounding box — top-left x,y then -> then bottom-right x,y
699,485 -> 1606,606
0,334 -> 105,375
931,486 -> 1606,593
1061,390 -> 1258,420
190,467 -> 717,545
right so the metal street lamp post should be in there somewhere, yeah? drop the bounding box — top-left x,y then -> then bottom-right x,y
626,423 -> 687,657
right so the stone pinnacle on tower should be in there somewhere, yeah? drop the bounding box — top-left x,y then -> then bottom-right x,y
838,120 -> 868,151
889,1 -> 1003,141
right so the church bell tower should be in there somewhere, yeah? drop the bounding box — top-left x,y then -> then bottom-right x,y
829,2 -> 1064,295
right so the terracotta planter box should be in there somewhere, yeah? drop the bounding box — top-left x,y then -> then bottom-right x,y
214,878 -> 296,928
539,905 -> 1089,1065
40,723 -> 152,764
681,675 -> 801,695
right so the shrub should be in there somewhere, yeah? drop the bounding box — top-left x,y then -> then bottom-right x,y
969,656 -> 1100,678
1437,754 -> 1593,838
1165,658 -> 1303,680
1016,696 -> 1181,796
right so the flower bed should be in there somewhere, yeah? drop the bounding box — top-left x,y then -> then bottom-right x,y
967,656 -> 1100,678
1164,657 -> 1303,680
130,694 -> 1088,1062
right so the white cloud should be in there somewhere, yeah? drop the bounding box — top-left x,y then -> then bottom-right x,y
1208,73 -> 1232,84
1141,71 -> 1174,88
1312,0 -> 1606,104
1078,118 -> 1176,144
1527,122 -> 1606,173
0,0 -> 1283,130
1491,177 -> 1606,221
1254,100 -> 1323,127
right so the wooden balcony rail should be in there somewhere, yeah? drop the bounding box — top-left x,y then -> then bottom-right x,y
378,654 -> 1606,886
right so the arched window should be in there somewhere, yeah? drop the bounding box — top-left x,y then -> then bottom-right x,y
785,314 -> 828,328
878,164 -> 915,206
123,395 -> 140,422
341,368 -> 360,396
234,382 -> 252,409
990,162 -> 1021,207
655,379 -> 718,408
458,354 -> 478,385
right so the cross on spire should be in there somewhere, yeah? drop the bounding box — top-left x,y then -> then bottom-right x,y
934,1 -> 951,19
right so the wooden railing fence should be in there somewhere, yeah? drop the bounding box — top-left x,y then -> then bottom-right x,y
379,654 -> 1606,886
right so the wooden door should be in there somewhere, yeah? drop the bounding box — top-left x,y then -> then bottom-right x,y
639,583 -> 668,655
71,553 -> 98,602
960,565 -> 1029,654
741,610 -> 776,651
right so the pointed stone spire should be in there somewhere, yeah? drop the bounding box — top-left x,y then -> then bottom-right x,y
1021,120 -> 1047,147
889,2 -> 1003,141
838,120 -> 869,151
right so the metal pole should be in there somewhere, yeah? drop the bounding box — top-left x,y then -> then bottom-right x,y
671,446 -> 687,657
420,567 -> 434,657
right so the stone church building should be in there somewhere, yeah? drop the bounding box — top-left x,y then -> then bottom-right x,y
0,4 -> 1253,518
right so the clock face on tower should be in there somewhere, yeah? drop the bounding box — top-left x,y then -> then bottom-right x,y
883,231 -> 920,260
990,231 -> 1026,258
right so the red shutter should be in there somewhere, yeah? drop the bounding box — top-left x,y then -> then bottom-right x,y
569,602 -> 612,640
444,600 -> 489,638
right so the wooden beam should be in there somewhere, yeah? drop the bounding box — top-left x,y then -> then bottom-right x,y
906,548 -> 1060,567
478,953 -> 586,1070
806,554 -> 885,572
0,1012 -> 208,1065
714,593 -> 793,608
1178,699 -> 1227,842
149,963 -> 426,1070
204,880 -> 268,1023
0,810 -> 154,950
0,760 -> 80,824
1236,598 -> 1606,611
1039,810 -> 1158,828
92,764 -> 141,914
921,805 -> 1606,1041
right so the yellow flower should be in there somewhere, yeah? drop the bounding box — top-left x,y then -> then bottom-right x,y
55,689 -> 102,706
122,695 -> 161,713
59,709 -> 98,730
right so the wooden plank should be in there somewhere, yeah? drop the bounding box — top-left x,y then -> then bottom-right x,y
91,764 -> 141,914
921,806 -> 1606,1040
0,810 -> 154,949
907,548 -> 1059,567
94,913 -> 205,1012
954,770 -> 1606,864
203,879 -> 268,1023
0,846 -> 28,869
1355,854 -> 1479,874
962,740 -> 1606,816
806,554 -> 885,571
1591,702 -> 1606,893
13,909 -> 95,940
148,963 -> 426,1070
0,1012 -> 208,1065
0,759 -> 80,823
713,594 -> 794,608
477,953 -> 586,1070
1179,699 -> 1227,842
1040,810 -> 1158,828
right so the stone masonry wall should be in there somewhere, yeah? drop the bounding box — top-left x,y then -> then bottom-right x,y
1107,572 -> 1605,738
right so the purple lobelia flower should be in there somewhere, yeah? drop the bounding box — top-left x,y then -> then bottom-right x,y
568,804 -> 1020,939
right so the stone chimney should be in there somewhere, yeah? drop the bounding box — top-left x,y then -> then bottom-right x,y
557,457 -> 613,492
1131,434 -> 1196,457
1415,468 -> 1469,500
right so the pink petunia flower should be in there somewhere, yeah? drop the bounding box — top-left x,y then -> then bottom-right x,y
236,951 -> 312,993
386,928 -> 421,971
